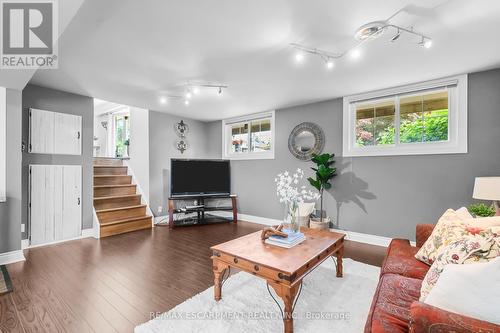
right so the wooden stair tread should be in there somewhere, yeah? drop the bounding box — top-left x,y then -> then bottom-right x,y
95,204 -> 146,213
94,184 -> 136,188
99,215 -> 151,226
94,194 -> 140,201
94,175 -> 131,178
94,165 -> 127,168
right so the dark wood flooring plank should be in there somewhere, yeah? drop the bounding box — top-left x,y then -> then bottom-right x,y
0,294 -> 24,333
3,221 -> 386,333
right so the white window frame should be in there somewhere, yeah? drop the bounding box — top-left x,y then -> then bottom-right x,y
343,74 -> 468,157
0,87 -> 6,202
222,110 -> 275,160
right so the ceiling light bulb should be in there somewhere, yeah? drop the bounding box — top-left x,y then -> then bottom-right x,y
184,100 -> 190,105
186,91 -> 192,99
349,48 -> 361,59
326,59 -> 334,70
295,51 -> 304,63
193,87 -> 200,94
423,39 -> 432,49
159,97 -> 167,104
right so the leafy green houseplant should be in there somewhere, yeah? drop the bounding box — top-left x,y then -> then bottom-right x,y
468,203 -> 496,217
307,153 -> 336,227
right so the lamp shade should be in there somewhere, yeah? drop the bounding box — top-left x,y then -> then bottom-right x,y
473,177 -> 500,200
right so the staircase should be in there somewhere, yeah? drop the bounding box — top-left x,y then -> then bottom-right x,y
93,158 -> 152,237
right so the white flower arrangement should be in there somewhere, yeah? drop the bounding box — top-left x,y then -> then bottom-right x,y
274,168 -> 319,207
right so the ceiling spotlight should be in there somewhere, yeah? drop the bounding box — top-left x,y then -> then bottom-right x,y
295,51 -> 305,63
423,38 -> 432,49
193,87 -> 200,94
355,21 -> 387,41
186,91 -> 192,99
349,48 -> 361,59
391,29 -> 401,42
218,86 -> 223,95
159,97 -> 167,104
184,100 -> 190,105
326,59 -> 334,70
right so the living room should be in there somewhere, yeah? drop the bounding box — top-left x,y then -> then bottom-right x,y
0,1 -> 499,332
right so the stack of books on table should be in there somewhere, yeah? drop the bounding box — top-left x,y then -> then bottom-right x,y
265,229 -> 306,248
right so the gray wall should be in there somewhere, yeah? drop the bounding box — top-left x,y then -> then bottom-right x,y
0,89 -> 22,253
149,111 -> 213,216
208,69 -> 500,241
22,84 -> 94,238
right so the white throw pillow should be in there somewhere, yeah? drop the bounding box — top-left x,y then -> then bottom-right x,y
297,202 -> 315,217
424,257 -> 500,325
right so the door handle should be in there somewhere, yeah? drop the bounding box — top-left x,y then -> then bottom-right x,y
78,197 -> 81,206
77,131 -> 81,139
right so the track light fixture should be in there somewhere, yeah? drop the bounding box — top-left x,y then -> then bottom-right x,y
290,8 -> 432,70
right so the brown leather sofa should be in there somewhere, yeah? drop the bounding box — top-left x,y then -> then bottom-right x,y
364,224 -> 500,332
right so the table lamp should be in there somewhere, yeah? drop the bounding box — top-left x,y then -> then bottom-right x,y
473,177 -> 500,215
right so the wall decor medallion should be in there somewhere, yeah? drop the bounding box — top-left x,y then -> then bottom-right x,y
174,120 -> 189,138
174,120 -> 189,153
288,122 -> 325,160
175,139 -> 188,154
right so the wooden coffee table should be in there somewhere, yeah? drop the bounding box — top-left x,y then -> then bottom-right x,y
211,227 -> 345,333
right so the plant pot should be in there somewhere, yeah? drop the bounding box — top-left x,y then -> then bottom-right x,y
309,217 -> 330,231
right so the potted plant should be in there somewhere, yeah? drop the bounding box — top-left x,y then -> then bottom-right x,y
275,169 -> 319,232
468,203 -> 496,217
307,153 -> 336,230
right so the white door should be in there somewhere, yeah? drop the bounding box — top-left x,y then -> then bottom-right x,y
29,108 -> 82,155
29,108 -> 55,154
29,165 -> 82,246
55,113 -> 82,155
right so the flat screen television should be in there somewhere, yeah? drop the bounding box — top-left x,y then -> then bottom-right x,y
170,159 -> 231,197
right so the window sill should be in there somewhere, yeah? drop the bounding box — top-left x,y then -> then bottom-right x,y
224,153 -> 275,161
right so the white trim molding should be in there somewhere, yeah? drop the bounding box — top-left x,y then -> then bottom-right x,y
0,250 -> 26,265
237,213 -> 415,247
222,110 -> 275,160
343,74 -> 468,157
0,87 -> 6,202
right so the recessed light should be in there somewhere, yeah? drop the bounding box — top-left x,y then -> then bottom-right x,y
184,100 -> 190,105
159,97 -> 167,104
193,87 -> 200,94
326,59 -> 334,70
295,52 -> 305,63
186,91 -> 192,99
349,48 -> 361,59
423,39 -> 432,49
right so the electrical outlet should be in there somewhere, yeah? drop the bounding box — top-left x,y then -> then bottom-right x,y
157,206 -> 163,214
21,224 -> 25,233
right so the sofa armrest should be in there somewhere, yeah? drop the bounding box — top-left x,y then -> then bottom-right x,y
415,224 -> 435,248
409,302 -> 500,333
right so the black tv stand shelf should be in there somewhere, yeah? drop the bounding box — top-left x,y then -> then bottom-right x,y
168,195 -> 237,229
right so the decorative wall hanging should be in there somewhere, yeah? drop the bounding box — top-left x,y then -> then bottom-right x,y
174,120 -> 189,153
288,122 -> 325,161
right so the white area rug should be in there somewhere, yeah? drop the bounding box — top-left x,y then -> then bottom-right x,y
136,258 -> 379,333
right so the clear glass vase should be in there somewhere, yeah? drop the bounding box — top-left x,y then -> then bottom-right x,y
284,202 -> 300,233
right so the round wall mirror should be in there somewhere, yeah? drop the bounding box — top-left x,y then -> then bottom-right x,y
288,122 -> 325,160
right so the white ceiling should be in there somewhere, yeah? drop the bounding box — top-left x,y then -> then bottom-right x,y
29,0 -> 500,121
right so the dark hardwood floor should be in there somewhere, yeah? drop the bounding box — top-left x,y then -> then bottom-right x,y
0,221 -> 386,333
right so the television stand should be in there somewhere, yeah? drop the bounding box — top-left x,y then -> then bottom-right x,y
168,195 -> 237,229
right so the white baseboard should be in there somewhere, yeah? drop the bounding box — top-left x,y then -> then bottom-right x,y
22,228 -> 98,250
0,249 -> 26,265
237,213 -> 415,248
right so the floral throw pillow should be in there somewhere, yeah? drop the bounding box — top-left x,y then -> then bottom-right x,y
415,208 -> 472,265
420,227 -> 500,301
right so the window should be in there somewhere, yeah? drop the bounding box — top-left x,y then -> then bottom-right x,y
223,111 -> 275,159
114,113 -> 130,158
343,75 -> 467,157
